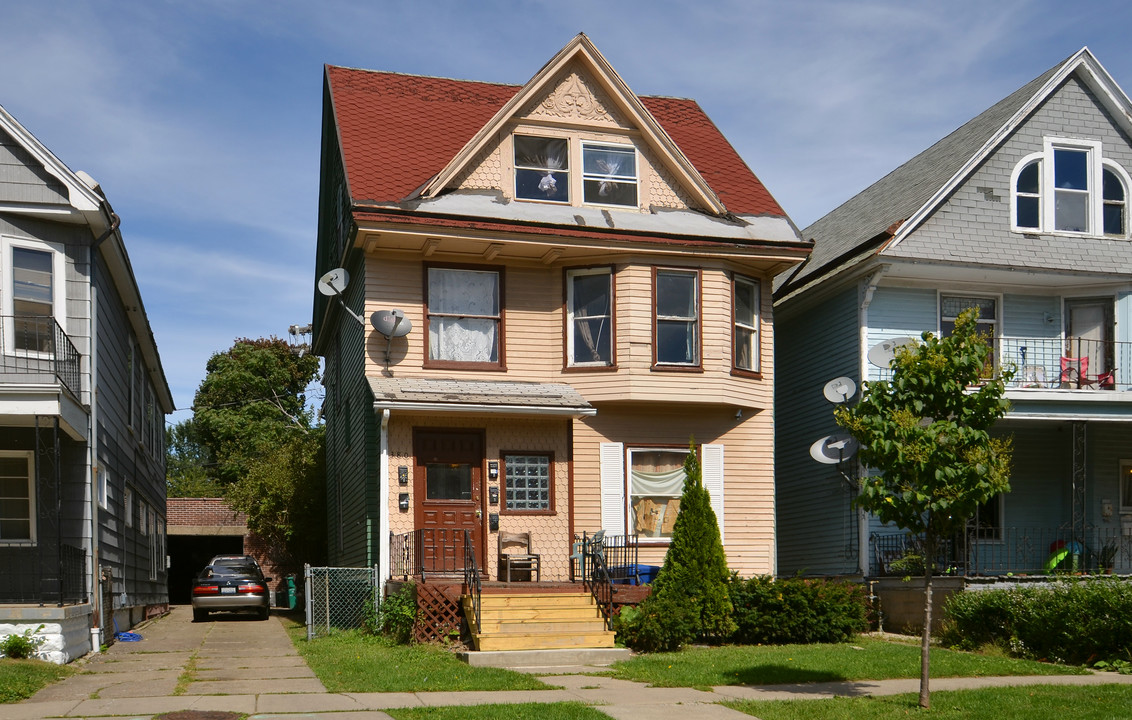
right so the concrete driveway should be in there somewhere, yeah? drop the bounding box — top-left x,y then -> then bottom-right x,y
28,604 -> 324,703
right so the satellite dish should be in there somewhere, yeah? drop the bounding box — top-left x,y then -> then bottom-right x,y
317,268 -> 350,297
823,376 -> 857,403
809,433 -> 859,465
371,310 -> 412,338
867,336 -> 915,367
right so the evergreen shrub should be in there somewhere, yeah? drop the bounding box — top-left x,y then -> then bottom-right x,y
940,579 -> 1132,665
728,575 -> 869,645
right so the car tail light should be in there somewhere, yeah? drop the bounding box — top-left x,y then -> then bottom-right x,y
192,585 -> 219,596
238,584 -> 265,594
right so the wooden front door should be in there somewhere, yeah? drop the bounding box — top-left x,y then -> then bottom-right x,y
413,429 -> 484,573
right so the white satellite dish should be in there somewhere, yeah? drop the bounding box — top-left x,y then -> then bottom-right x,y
317,268 -> 350,297
371,310 -> 412,338
823,376 -> 857,403
809,433 -> 859,465
867,336 -> 915,367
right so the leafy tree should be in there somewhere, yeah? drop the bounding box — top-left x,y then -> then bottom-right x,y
165,419 -> 223,498
629,441 -> 734,649
189,336 -> 325,563
193,337 -> 320,485
835,308 -> 1012,708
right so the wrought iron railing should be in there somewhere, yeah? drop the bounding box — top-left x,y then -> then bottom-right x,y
579,532 -> 615,629
462,530 -> 481,634
389,529 -> 466,579
871,336 -> 1131,392
871,526 -> 1132,577
0,315 -> 81,396
0,543 -> 87,605
571,532 -> 641,584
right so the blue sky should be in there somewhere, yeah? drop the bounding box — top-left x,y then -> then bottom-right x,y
3,0 -> 1132,424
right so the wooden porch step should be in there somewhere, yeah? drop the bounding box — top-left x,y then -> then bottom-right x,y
463,591 -> 616,652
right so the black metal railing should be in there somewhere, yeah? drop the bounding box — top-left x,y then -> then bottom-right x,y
872,336 -> 1131,392
579,532 -> 615,629
571,532 -> 642,584
871,526 -> 1132,577
0,543 -> 87,605
462,530 -> 481,634
389,529 -> 468,579
0,315 -> 81,396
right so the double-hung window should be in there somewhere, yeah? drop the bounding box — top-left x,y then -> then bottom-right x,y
654,268 -> 699,367
940,295 -> 998,370
426,266 -> 503,368
733,276 -> 760,373
582,142 -> 637,207
1011,138 -> 1130,237
3,238 -> 64,356
629,448 -> 689,539
0,451 -> 35,542
565,267 -> 613,367
1121,460 -> 1132,514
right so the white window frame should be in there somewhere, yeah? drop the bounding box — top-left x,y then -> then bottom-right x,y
97,467 -> 109,510
733,275 -> 760,373
0,450 -> 36,544
1,235 -> 67,356
124,486 -> 134,528
581,141 -> 639,208
1010,139 -> 1131,238
566,267 -> 613,368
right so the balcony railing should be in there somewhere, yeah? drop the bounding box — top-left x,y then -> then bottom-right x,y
0,542 -> 88,605
0,315 -> 81,396
872,336 -> 1131,392
871,526 -> 1132,577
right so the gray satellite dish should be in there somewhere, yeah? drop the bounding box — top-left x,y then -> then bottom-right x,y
823,376 -> 857,403
809,433 -> 859,465
371,310 -> 412,338
867,336 -> 915,367
317,268 -> 350,297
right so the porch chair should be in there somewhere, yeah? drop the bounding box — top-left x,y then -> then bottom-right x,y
498,531 -> 540,583
1059,356 -> 1087,388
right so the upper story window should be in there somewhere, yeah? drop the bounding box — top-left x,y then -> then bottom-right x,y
1011,139 -> 1130,237
515,135 -> 569,203
733,275 -> 760,374
2,238 -> 65,356
565,267 -> 613,368
426,266 -> 503,368
513,134 -> 639,208
654,268 -> 700,368
582,142 -> 637,206
940,294 -> 998,369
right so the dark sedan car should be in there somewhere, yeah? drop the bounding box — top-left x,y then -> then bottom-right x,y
191,555 -> 272,621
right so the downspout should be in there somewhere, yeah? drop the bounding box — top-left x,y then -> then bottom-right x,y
377,408 -> 391,587
857,266 -> 888,576
88,234 -> 105,652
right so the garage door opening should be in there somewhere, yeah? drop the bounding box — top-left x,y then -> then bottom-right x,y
167,534 -> 243,603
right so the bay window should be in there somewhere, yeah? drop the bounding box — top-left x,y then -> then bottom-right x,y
654,268 -> 699,367
566,267 -> 613,367
733,275 -> 760,373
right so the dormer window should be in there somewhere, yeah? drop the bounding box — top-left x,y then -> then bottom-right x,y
515,136 -> 569,203
513,135 -> 639,208
1011,138 -> 1130,237
582,142 -> 637,206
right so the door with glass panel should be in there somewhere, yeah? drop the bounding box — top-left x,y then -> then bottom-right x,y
1065,299 -> 1113,387
413,429 -> 484,573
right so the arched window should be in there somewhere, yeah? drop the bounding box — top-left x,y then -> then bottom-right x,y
1103,166 -> 1125,236
1015,159 -> 1041,229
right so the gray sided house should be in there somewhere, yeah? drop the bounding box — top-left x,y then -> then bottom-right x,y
775,48 -> 1132,580
0,104 -> 173,662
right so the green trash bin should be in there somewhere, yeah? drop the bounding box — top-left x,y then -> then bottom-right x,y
284,575 -> 297,610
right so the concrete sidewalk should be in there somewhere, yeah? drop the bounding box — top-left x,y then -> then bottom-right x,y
13,606 -> 1132,720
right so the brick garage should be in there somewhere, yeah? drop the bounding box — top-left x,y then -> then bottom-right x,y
166,498 -> 287,605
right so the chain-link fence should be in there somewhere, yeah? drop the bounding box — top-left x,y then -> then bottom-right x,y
304,564 -> 380,640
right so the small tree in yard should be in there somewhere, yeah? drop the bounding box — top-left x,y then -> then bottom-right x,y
835,308 -> 1012,709
619,441 -> 734,651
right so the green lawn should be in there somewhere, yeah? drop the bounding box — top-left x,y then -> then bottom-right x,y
0,658 -> 75,703
723,684 -> 1132,719
604,637 -> 1086,688
281,616 -> 549,693
387,702 -> 608,720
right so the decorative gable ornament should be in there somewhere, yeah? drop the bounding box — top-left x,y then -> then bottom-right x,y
530,71 -> 621,126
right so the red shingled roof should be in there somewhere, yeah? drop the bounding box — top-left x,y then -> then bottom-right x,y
326,65 -> 785,218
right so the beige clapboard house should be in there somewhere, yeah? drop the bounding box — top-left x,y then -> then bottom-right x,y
312,35 -> 808,647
